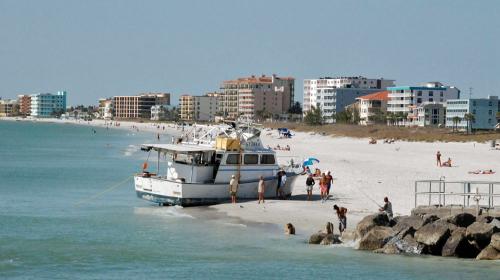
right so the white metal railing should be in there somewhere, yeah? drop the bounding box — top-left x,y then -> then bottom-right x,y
414,180 -> 500,209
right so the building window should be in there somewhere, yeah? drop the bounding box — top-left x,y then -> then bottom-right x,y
417,91 -> 422,96
429,91 -> 433,96
489,110 -> 493,115
417,98 -> 422,103
473,101 -> 476,106
429,98 -> 433,102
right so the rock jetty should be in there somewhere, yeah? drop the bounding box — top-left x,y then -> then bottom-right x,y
308,222 -> 342,245
355,206 -> 500,260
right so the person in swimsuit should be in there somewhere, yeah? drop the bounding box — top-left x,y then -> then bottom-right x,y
333,204 -> 348,235
319,174 -> 328,203
436,151 -> 442,166
305,174 -> 315,201
258,176 -> 265,204
326,171 -> 333,197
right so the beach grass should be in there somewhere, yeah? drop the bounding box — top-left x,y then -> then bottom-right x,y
264,122 -> 500,143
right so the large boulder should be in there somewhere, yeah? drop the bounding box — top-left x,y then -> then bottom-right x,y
476,245 -> 500,260
325,222 -> 334,235
358,226 -> 395,251
441,227 -> 479,258
320,234 -> 342,245
377,233 -> 424,255
491,233 -> 500,251
356,213 -> 390,239
446,213 -> 476,228
392,215 -> 425,232
415,222 -> 451,255
308,232 -> 327,244
466,222 -> 500,248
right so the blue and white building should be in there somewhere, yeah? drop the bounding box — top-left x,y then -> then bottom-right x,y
446,96 -> 500,130
30,91 -> 67,118
387,82 -> 460,114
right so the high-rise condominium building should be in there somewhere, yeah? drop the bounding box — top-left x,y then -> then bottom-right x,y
387,82 -> 460,114
30,91 -> 67,118
17,95 -> 31,116
303,76 -> 395,123
179,93 -> 220,121
220,74 -> 294,120
113,93 -> 170,119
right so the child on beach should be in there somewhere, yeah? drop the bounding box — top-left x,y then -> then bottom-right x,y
279,172 -> 287,199
305,174 -> 315,201
258,176 -> 265,204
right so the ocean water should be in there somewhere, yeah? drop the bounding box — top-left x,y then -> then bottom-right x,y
0,121 -> 498,279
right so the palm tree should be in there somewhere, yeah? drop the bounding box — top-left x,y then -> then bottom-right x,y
464,113 -> 475,134
452,116 -> 461,133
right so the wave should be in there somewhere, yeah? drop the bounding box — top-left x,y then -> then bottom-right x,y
222,222 -> 248,228
133,206 -> 195,219
123,144 -> 138,156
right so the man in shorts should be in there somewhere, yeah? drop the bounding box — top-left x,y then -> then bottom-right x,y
229,174 -> 239,204
333,204 -> 347,235
305,174 -> 315,201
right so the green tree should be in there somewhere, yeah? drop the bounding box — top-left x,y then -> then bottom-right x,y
452,116 -> 461,132
304,106 -> 323,126
288,101 -> 302,114
464,113 -> 475,134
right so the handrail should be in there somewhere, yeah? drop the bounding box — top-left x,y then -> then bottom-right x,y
414,180 -> 499,209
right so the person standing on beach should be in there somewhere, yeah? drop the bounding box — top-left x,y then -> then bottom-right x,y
319,173 -> 328,203
305,174 -> 315,201
279,171 -> 287,199
379,197 -> 393,219
229,175 -> 239,204
275,170 -> 282,198
326,171 -> 333,198
333,205 -> 347,235
258,176 -> 265,204
436,151 -> 442,166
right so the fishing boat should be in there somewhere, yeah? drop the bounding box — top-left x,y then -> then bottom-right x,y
134,123 -> 301,206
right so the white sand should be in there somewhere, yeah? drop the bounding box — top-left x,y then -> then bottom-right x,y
4,117 -> 499,235
211,130 -> 500,235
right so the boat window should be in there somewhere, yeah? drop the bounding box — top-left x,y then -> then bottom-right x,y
260,154 -> 276,164
226,154 -> 241,165
244,154 -> 258,165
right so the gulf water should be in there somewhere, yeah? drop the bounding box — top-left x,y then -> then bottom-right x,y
0,121 -> 498,279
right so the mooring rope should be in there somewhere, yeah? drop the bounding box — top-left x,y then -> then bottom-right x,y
74,176 -> 133,207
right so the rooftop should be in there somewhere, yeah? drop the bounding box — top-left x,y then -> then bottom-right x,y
356,91 -> 389,101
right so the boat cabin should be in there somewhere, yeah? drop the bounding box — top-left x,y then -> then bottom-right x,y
140,143 -> 278,184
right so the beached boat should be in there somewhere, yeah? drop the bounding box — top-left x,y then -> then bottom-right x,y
134,124 -> 301,206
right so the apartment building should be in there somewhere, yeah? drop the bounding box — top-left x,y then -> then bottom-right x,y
387,82 -> 460,116
179,93 -> 219,121
17,95 -> 31,116
0,99 -> 18,117
446,96 -> 500,130
30,91 -> 67,118
411,102 -> 446,127
303,76 -> 395,123
355,91 -> 389,125
220,74 -> 294,120
98,98 -> 114,119
113,93 -> 170,119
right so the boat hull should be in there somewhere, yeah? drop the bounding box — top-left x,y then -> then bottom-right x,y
134,174 -> 298,207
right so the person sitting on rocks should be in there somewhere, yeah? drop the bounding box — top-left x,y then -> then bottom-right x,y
379,197 -> 393,220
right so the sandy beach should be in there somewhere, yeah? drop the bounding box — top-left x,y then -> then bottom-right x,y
211,130 -> 500,235
3,117 -> 500,236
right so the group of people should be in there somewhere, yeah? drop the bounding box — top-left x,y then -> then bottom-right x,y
436,151 -> 452,167
305,171 -> 333,202
228,170 -> 288,204
272,144 -> 291,151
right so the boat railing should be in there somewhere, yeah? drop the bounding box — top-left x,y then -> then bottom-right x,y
414,180 -> 500,209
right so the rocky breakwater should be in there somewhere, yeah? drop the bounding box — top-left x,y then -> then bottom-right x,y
308,222 -> 343,245
355,206 -> 500,260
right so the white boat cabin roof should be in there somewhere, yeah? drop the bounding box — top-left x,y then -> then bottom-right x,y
141,143 -> 214,153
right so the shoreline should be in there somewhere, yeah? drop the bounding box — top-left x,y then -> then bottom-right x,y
3,117 -> 500,239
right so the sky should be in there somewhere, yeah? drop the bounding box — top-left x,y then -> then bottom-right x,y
0,0 -> 499,106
